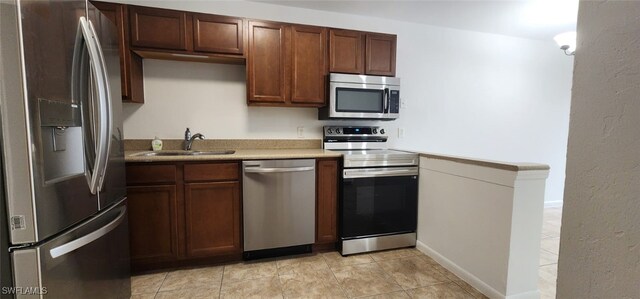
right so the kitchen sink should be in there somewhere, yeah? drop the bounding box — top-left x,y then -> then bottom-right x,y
133,150 -> 235,157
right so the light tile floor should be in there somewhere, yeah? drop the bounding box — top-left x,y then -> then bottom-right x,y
131,248 -> 487,299
131,207 -> 562,299
539,206 -> 562,299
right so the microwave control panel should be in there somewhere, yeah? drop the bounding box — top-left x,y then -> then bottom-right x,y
389,90 -> 400,113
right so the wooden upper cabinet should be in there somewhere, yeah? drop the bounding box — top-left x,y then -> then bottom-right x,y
184,181 -> 241,257
193,14 -> 243,55
365,33 -> 397,76
129,6 -> 189,51
329,29 -> 364,74
316,159 -> 338,244
247,21 -> 288,104
290,25 -> 327,105
92,1 -> 144,103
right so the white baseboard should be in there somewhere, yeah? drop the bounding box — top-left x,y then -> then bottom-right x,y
544,200 -> 563,208
416,241 -> 540,299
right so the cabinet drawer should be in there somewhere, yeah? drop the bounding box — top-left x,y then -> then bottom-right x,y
126,164 -> 177,185
184,163 -> 239,182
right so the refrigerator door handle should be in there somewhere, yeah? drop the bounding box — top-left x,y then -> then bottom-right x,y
86,19 -> 113,194
75,17 -> 110,195
49,206 -> 126,259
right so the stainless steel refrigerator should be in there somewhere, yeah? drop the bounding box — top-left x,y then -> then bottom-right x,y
0,0 -> 129,298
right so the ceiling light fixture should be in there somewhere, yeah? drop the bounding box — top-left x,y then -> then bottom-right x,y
554,31 -> 576,56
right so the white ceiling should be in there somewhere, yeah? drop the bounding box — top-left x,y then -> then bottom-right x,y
253,0 -> 578,41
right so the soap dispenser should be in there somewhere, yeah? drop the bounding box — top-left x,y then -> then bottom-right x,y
151,136 -> 163,151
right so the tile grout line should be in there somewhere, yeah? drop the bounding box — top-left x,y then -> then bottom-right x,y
153,272 -> 168,299
218,265 -> 226,299
322,253 -> 351,298
419,253 -> 486,299
371,251 -> 418,293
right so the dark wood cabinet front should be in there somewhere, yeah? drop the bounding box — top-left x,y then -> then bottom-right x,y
290,25 -> 327,105
329,29 -> 364,74
365,33 -> 397,76
129,6 -> 189,51
127,185 -> 179,263
247,20 -> 288,104
94,3 -> 398,106
92,1 -> 144,103
126,162 -> 242,271
316,159 -> 339,244
193,14 -> 244,55
185,182 -> 241,257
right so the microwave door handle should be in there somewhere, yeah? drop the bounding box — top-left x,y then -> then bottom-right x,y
384,88 -> 390,113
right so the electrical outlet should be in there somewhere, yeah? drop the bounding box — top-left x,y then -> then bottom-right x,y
297,126 -> 304,138
398,128 -> 405,139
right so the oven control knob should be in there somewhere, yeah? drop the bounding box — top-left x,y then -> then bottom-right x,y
372,128 -> 378,134
336,128 -> 341,134
380,129 -> 385,135
327,129 -> 333,134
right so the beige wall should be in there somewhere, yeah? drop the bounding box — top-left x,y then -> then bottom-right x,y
557,1 -> 640,297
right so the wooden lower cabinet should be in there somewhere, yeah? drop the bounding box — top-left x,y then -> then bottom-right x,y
185,181 -> 241,257
126,162 -> 242,271
316,159 -> 339,244
127,185 -> 179,264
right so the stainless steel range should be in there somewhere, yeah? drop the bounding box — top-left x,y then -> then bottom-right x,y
323,126 -> 419,255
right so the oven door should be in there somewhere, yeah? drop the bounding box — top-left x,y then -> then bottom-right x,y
341,167 -> 418,239
329,82 -> 399,120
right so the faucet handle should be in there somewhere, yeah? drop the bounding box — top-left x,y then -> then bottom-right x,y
185,128 -> 191,141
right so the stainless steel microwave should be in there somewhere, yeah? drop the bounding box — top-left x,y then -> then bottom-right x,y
319,73 -> 400,120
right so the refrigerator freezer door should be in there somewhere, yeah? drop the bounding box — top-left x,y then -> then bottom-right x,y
87,2 -> 126,210
11,198 -> 130,299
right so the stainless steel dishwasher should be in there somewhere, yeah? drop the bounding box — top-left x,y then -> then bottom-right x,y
242,159 -> 316,259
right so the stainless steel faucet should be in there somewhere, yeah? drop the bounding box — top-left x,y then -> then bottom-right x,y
184,128 -> 205,150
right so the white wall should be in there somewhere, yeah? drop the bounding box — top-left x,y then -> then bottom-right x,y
119,0 -> 573,203
557,1 -> 640,297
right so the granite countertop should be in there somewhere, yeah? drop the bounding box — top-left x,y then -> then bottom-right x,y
123,139 -> 342,162
125,148 -> 342,162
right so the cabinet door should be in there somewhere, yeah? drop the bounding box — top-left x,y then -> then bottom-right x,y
291,25 -> 327,105
247,21 -> 288,104
127,185 -> 179,263
129,6 -> 188,50
184,182 -> 241,257
316,159 -> 338,244
193,13 -> 244,55
329,29 -> 363,74
365,33 -> 397,76
91,1 -> 144,103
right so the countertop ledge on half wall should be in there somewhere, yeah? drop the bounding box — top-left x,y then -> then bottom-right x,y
407,151 -> 550,172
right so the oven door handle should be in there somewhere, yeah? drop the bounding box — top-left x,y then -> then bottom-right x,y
343,167 -> 419,179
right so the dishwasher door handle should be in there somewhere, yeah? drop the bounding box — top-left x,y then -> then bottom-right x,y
244,166 -> 315,173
